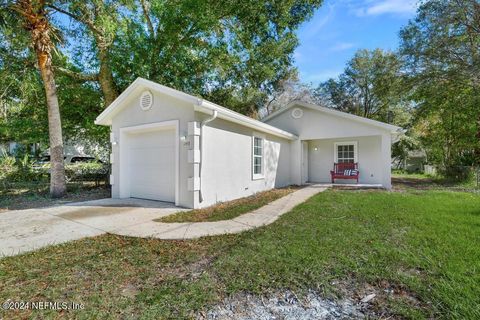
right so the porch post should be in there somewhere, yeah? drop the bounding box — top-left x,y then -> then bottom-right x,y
188,121 -> 202,208
381,133 -> 392,189
291,139 -> 302,185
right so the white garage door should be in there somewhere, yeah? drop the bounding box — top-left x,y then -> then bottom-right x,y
126,129 -> 175,202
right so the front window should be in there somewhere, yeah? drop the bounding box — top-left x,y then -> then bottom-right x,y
335,142 -> 357,163
252,135 -> 264,179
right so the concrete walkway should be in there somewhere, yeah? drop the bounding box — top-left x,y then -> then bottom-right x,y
0,185 -> 326,257
112,185 -> 327,239
0,198 -> 187,257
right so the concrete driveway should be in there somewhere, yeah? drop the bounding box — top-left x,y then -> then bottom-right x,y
0,198 -> 186,257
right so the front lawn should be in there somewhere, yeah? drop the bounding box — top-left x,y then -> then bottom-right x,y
157,186 -> 298,222
1,188 -> 479,319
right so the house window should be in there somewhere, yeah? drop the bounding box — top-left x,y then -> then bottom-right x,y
252,135 -> 264,179
334,142 -> 357,163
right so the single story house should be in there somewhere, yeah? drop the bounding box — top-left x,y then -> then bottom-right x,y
95,78 -> 403,209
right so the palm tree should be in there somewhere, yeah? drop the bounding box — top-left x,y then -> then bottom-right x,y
11,0 -> 67,197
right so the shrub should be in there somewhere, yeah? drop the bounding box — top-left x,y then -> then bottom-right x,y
441,166 -> 475,182
0,153 -> 46,185
0,152 -> 109,187
0,153 -> 17,182
64,162 -> 109,183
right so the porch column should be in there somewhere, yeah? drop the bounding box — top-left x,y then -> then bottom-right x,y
381,133 -> 392,189
188,121 -> 201,208
290,139 -> 302,185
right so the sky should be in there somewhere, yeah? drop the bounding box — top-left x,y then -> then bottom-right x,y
294,0 -> 418,86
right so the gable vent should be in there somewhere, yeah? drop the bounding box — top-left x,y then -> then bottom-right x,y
291,108 -> 303,119
140,91 -> 153,111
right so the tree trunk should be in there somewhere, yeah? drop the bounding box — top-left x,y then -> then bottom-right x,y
39,60 -> 66,197
98,46 -> 118,107
19,0 -> 66,197
476,110 -> 480,165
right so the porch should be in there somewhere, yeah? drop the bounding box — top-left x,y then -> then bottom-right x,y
297,135 -> 391,188
307,182 -> 384,189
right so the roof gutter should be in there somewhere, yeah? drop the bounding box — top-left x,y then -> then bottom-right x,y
194,100 -> 297,140
198,110 -> 218,203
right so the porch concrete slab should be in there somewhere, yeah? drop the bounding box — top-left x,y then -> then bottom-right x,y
311,183 -> 384,189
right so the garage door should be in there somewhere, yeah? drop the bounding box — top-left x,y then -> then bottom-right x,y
126,129 -> 175,202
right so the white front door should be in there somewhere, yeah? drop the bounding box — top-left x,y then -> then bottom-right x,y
126,129 -> 176,202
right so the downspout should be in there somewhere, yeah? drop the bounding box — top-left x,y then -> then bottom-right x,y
199,110 -> 218,203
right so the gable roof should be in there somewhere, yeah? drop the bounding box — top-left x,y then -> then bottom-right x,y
262,101 -> 404,134
95,78 -> 298,140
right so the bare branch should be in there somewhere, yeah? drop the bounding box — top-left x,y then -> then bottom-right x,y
54,66 -> 98,81
140,0 -> 155,38
47,4 -> 102,35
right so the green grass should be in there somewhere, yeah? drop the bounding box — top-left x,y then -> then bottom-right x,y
392,171 -> 433,180
1,188 -> 479,319
157,186 -> 298,222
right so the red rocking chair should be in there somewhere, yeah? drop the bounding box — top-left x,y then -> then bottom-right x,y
330,163 -> 359,183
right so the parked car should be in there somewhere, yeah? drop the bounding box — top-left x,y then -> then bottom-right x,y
34,155 -> 103,167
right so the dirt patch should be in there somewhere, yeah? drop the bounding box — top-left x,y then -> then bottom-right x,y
58,207 -> 136,220
392,177 -> 477,193
392,177 -> 437,191
332,278 -> 428,318
0,187 -> 111,212
198,290 -> 375,319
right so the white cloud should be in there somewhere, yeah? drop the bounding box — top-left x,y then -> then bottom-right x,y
352,0 -> 417,17
302,3 -> 335,39
330,42 -> 355,52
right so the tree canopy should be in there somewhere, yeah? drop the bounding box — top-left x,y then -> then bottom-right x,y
310,0 -> 479,170
399,0 -> 480,167
1,0 -> 479,173
0,0 -> 323,150
315,49 -> 410,126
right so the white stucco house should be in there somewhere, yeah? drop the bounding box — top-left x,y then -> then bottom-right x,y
95,78 -> 402,209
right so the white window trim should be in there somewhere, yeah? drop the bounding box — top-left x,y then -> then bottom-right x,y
334,141 -> 358,163
252,132 -> 265,180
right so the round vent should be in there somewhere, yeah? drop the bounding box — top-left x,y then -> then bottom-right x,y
291,108 -> 303,119
140,91 -> 153,111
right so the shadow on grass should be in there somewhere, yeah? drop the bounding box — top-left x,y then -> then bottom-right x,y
392,176 -> 478,192
0,184 -> 111,212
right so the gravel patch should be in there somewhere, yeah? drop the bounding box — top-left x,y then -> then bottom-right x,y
198,290 -> 372,320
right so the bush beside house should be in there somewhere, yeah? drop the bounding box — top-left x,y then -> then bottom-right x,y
0,153 -> 109,189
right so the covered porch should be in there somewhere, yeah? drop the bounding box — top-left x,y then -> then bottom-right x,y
294,134 -> 392,189
263,101 -> 401,190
